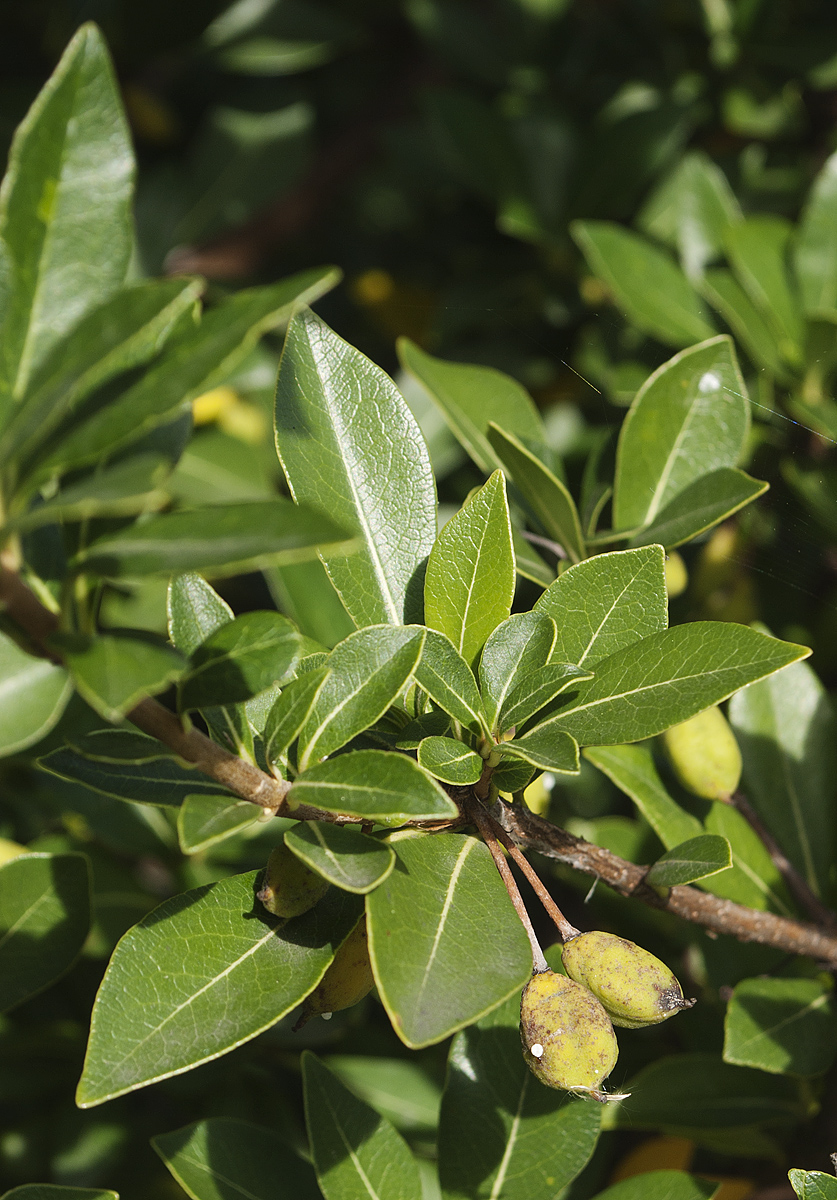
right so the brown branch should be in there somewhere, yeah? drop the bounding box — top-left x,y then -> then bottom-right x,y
495,798 -> 837,969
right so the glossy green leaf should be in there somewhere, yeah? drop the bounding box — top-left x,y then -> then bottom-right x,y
59,632 -> 185,723
414,629 -> 490,737
500,663 -> 593,733
275,308 -> 436,627
72,499 -> 354,579
424,470 -> 514,669
31,269 -> 338,483
479,612 -> 557,732
570,220 -> 715,347
1,1189 -> 118,1199
795,150 -> 837,313
0,24 -> 133,408
604,1052 -> 805,1130
613,337 -> 749,531
546,624 -> 808,747
590,1172 -> 718,1200
725,217 -> 803,362
535,547 -> 668,669
729,657 -> 836,900
629,468 -> 768,550
501,725 -> 580,773
417,736 -> 483,785
438,991 -> 600,1200
177,794 -> 260,854
66,727 -> 175,763
645,834 -> 732,887
0,852 -> 91,1013
397,339 -> 544,476
303,1051 -> 423,1200
2,278 -> 201,469
179,611 -> 301,710
487,424 -> 585,563
789,1169 -> 837,1200
583,745 -> 702,849
39,745 -> 234,807
289,751 -> 457,825
701,269 -> 787,376
724,977 -> 836,1077
284,821 -> 395,893
153,1117 -> 320,1200
367,832 -> 531,1048
493,758 -> 536,794
264,668 -> 329,766
76,876 -> 363,1106
297,626 -> 424,770
0,629 -> 71,757
324,1056 -> 441,1133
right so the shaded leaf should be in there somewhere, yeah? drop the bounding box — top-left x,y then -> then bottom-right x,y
414,629 -> 490,738
417,736 -> 483,785
590,1172 -> 718,1200
645,834 -> 732,887
724,977 -> 836,1078
264,668 -> 329,767
284,821 -> 395,893
289,751 -> 457,826
179,611 -> 301,710
39,745 -> 233,807
701,269 -> 787,377
167,573 -> 232,656
58,632 -> 185,723
702,801 -> 794,915
324,1056 -> 441,1134
583,745 -> 702,848
1,1189 -> 118,1199
0,629 -> 71,758
177,794 -> 260,855
725,216 -> 803,363
479,612 -> 557,733
795,149 -> 837,314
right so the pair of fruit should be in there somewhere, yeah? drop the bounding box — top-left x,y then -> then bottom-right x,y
257,844 -> 375,1028
520,931 -> 693,1101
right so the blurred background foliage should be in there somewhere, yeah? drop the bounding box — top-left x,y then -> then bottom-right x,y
4,0 -> 837,1196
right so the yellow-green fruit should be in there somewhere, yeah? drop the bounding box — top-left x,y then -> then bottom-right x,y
256,844 -> 330,918
519,970 -> 619,1099
0,838 -> 27,865
662,705 -> 742,801
664,551 -> 688,599
295,916 -> 375,1029
561,931 -> 693,1029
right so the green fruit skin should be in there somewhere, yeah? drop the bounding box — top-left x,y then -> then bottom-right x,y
662,705 -> 742,801
256,843 -> 330,918
297,915 -> 374,1028
562,931 -> 691,1029
519,970 -> 618,1098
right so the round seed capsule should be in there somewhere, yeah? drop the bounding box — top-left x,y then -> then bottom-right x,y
562,931 -> 694,1029
662,705 -> 742,801
519,970 -> 619,1100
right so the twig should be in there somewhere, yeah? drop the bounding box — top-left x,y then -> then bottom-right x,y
466,797 -> 548,973
520,530 -> 568,560
730,790 -> 837,929
494,798 -> 837,969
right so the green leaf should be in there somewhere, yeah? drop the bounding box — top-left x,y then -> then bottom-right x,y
500,663 -> 593,733
729,657 -> 836,900
629,468 -> 768,550
613,337 -> 749,531
424,470 -> 515,669
303,1051 -> 423,1200
493,759 -> 536,794
604,1052 -> 805,1130
414,629 -> 490,737
535,547 -> 668,669
438,990 -> 601,1200
324,1056 -> 441,1133
725,217 -> 803,363
284,821 -> 395,893
367,832 -> 531,1048
545,623 -> 808,746
645,834 -> 732,887
153,1118 -> 319,1200
65,727 -> 175,763
486,424 -> 585,563
297,626 -> 424,770
795,150 -> 837,313
1,1189 -> 118,1199
179,611 -> 301,710
570,221 -> 715,347
590,1172 -> 718,1200
275,308 -> 436,627
2,277 -> 201,470
177,794 -> 260,855
479,612 -> 557,732
397,338 -> 544,476
30,269 -> 338,484
417,736 -> 483,785
700,269 -> 787,377
501,726 -> 580,774
0,852 -> 91,1013
789,1169 -> 837,1200
0,629 -> 71,757
72,499 -> 354,580
583,745 -> 702,849
394,710 -> 451,749
39,745 -> 234,808
289,751 -> 457,826
0,24 -> 133,408
58,632 -> 185,723
724,977 -> 837,1078
76,876 -> 363,1107
264,668 -> 329,767
265,557 -> 355,649
702,801 -> 794,915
